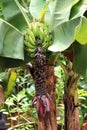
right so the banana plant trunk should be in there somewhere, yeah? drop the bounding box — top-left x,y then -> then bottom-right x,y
29,64 -> 57,130
37,65 -> 57,130
64,61 -> 80,130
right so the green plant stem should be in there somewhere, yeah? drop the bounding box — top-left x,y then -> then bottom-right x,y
22,0 -> 28,10
48,52 -> 60,65
57,59 -> 69,88
8,122 -> 35,130
15,0 -> 30,27
8,106 -> 13,128
57,60 -> 68,79
17,100 -> 20,124
20,115 -> 33,123
8,124 -> 23,130
39,0 -> 51,22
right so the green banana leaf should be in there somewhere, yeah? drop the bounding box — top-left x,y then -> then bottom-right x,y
0,70 -> 17,98
0,18 -> 24,60
51,0 -> 87,30
50,0 -> 79,30
0,71 -> 8,89
0,3 -> 3,18
48,18 -> 80,52
73,42 -> 87,76
4,70 -> 17,98
30,0 -> 56,23
49,0 -> 87,53
0,0 -> 32,68
70,0 -> 87,20
0,0 -> 7,2
1,0 -> 27,31
75,16 -> 87,44
0,18 -> 28,68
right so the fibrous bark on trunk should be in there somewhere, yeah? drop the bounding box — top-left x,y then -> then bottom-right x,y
38,65 -> 57,130
64,61 -> 80,130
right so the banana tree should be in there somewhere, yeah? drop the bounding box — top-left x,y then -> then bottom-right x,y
0,0 -> 57,129
0,0 -> 87,130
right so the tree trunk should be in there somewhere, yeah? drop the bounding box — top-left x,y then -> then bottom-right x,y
64,61 -> 80,130
64,91 -> 80,130
38,65 -> 57,130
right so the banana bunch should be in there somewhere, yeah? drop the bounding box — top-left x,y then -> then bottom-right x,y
24,22 -> 52,57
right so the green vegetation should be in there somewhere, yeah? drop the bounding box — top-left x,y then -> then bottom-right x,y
0,0 -> 87,130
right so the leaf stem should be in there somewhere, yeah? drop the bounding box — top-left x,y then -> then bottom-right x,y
15,0 -> 30,27
48,52 -> 60,65
39,0 -> 51,22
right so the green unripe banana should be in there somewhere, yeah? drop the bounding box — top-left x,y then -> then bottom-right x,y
28,36 -> 35,46
39,27 -> 44,41
43,41 -> 48,49
31,23 -> 38,36
24,21 -> 53,57
24,41 -> 35,49
45,35 -> 52,42
27,48 -> 35,53
27,29 -> 35,42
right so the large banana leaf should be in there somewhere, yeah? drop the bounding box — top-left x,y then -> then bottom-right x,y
0,19 -> 24,63
4,70 -> 17,98
75,16 -> 87,44
30,0 -> 56,23
48,18 -> 80,52
0,0 -> 6,2
49,0 -> 87,52
0,3 -> 3,18
0,0 -> 33,69
1,0 -> 27,31
73,42 -> 87,76
51,0 -> 87,29
70,0 -> 87,20
50,0 -> 79,29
